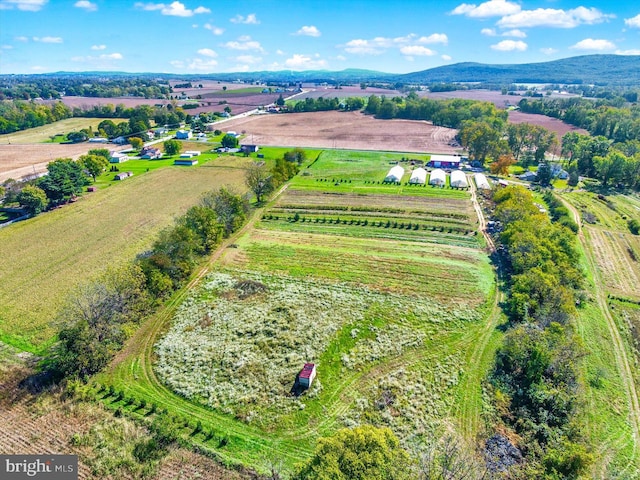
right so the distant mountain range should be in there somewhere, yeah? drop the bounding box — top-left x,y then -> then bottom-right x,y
9,54 -> 640,86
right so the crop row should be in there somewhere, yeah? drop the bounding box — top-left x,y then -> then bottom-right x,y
261,214 -> 477,236
273,203 -> 470,220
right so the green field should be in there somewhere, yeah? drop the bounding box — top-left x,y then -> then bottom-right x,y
0,118 -> 124,144
95,147 -> 498,474
0,161 -> 247,352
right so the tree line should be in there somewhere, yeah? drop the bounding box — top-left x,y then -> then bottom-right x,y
489,186 -> 591,478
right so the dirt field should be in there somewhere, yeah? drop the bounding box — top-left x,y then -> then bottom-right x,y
220,110 -> 459,153
0,144 -> 125,182
508,110 -> 589,151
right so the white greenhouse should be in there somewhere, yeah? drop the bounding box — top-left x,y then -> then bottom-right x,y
474,172 -> 491,190
385,165 -> 404,183
429,168 -> 446,186
450,170 -> 469,188
409,167 -> 427,184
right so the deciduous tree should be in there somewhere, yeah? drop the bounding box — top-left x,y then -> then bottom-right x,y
17,185 -> 47,215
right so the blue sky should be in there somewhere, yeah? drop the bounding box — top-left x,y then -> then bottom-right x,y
1,0 -> 639,74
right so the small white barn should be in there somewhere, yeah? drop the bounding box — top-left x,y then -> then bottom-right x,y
109,151 -> 129,164
409,167 -> 427,184
450,170 -> 469,188
385,165 -> 404,183
474,172 -> 491,190
429,168 -> 446,186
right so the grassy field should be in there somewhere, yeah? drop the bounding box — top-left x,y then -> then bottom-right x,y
561,191 -> 640,477
0,118 -> 125,144
95,147 -> 498,474
0,161 -> 248,352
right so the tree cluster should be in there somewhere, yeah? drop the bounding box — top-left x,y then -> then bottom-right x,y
290,96 -> 365,113
244,150 -> 301,203
0,100 -> 72,134
490,186 -> 591,478
48,186 -> 249,378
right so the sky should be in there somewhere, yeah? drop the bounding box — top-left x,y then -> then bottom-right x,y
0,0 -> 639,75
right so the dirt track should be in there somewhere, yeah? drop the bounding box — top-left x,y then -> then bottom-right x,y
220,110 -> 459,153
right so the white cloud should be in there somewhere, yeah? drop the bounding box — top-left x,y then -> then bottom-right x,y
170,58 -> 217,71
400,45 -> 436,56
502,29 -> 526,38
197,48 -> 217,57
276,49 -> 285,55
230,13 -> 259,24
33,36 -> 62,43
223,36 -> 264,52
91,44 -> 106,50
417,33 -> 448,44
134,2 -> 210,17
74,0 -> 96,11
0,0 -> 48,11
31,65 -> 47,71
336,55 -> 346,61
343,33 -> 446,55
481,28 -> 496,36
72,53 -> 123,62
570,38 -> 616,51
498,7 -> 613,29
451,0 -> 520,18
540,47 -> 558,55
616,49 -> 640,55
441,54 -> 452,61
625,13 -> 640,28
101,53 -> 123,59
491,40 -> 527,51
294,25 -> 321,37
284,53 -> 327,70
15,36 -> 29,42
1,45 -> 13,49
204,23 -> 224,35
235,55 -> 261,64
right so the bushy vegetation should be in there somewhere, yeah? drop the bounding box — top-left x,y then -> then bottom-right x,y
489,186 -> 591,477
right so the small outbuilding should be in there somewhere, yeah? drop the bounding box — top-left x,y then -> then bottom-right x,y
474,172 -> 491,190
184,150 -> 201,156
409,167 -> 427,184
450,170 -> 469,188
242,145 -> 260,153
114,171 -> 133,180
429,168 -> 446,186
385,165 -> 404,183
109,151 -> 129,164
299,363 -> 316,389
174,159 -> 198,166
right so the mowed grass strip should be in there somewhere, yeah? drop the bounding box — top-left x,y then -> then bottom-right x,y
0,165 -> 246,352
221,229 -> 493,304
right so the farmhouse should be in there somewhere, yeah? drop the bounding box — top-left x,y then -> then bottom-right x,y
174,158 -> 198,166
299,363 -> 316,389
429,168 -> 446,186
140,147 -> 162,159
385,165 -> 404,183
474,172 -> 491,190
450,170 -> 469,188
427,154 -> 461,169
114,171 -> 133,180
409,167 -> 427,184
175,130 -> 192,139
109,151 -> 129,163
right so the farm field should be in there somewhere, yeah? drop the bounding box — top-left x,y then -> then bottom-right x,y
99,147 -> 498,475
0,161 -> 247,352
0,117 -> 124,145
218,110 -> 459,153
561,191 -> 640,476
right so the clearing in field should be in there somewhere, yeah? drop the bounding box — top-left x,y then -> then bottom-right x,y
130,148 -> 497,472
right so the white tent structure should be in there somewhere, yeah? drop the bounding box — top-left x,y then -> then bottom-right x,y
474,172 -> 491,190
409,167 -> 427,184
451,170 -> 469,188
385,165 -> 404,183
429,168 -> 446,186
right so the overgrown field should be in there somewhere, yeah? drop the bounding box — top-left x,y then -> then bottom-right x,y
115,148 -> 499,473
0,162 -> 247,352
0,117 -> 123,144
